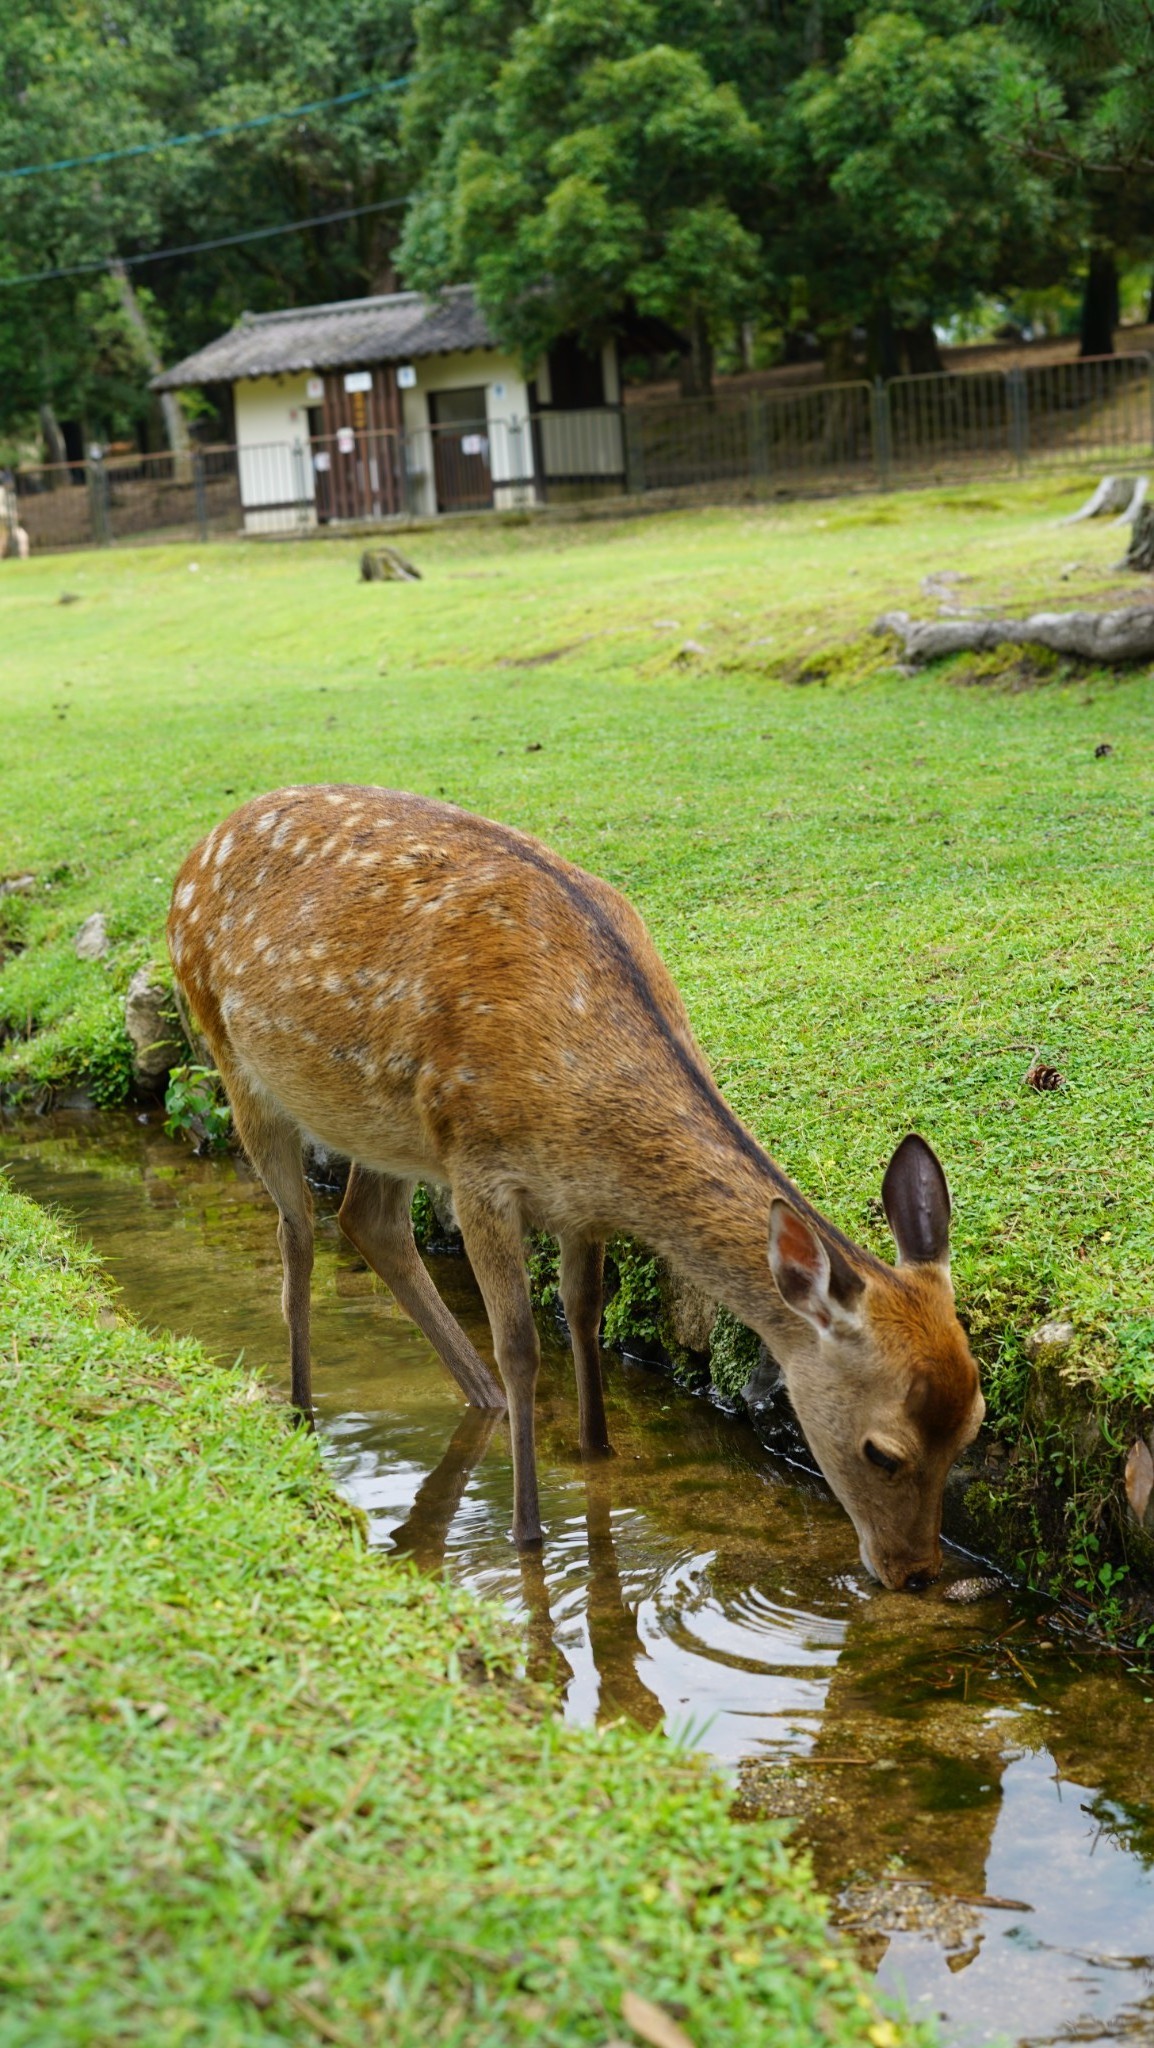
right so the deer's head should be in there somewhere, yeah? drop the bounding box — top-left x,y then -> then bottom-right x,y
767,1135 -> 983,1590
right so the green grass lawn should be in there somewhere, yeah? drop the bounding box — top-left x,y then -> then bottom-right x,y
1,1176 -> 913,2047
3,478 -> 1153,1428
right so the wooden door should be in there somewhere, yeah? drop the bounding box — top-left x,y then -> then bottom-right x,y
429,388 -> 493,511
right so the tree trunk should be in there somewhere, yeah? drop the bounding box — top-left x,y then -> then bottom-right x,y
110,260 -> 192,472
1080,248 -> 1118,358
899,318 -> 944,375
38,403 -> 67,468
867,303 -> 900,381
823,330 -> 858,383
678,309 -> 713,398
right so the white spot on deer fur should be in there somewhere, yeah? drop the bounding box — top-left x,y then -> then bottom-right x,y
323,790 -> 345,806
242,907 -> 256,927
255,810 -> 279,835
309,940 -> 328,960
254,934 -> 270,953
264,946 -> 280,967
199,829 -> 218,869
320,835 -> 340,859
176,880 -> 195,909
357,853 -> 378,870
293,836 -> 311,859
188,905 -> 201,925
571,990 -> 588,1015
170,931 -> 185,963
323,973 -> 344,995
272,819 -> 292,850
214,831 -> 235,868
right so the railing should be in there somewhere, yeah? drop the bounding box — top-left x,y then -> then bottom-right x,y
3,353 -> 1150,554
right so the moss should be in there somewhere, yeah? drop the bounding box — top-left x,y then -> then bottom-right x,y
708,1307 -> 763,1404
602,1237 -> 664,1355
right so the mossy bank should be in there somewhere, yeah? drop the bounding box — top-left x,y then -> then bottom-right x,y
2,485 -> 1153,1630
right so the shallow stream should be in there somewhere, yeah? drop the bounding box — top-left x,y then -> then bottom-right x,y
3,1110 -> 1153,2046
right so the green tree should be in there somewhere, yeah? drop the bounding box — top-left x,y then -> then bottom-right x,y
768,7 -> 1064,375
0,0 -> 414,447
400,0 -> 764,393
999,1 -> 1154,351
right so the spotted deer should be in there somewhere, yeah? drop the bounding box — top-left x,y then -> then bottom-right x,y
168,785 -> 983,1589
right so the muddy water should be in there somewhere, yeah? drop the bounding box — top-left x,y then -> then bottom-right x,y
4,1109 -> 1153,2046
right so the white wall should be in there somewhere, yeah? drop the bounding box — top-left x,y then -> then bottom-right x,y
233,374 -> 317,533
400,350 -> 535,514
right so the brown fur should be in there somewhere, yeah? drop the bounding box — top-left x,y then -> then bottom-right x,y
168,785 -> 983,1584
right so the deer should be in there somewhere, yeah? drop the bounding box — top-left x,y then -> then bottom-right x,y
167,785 -> 984,1590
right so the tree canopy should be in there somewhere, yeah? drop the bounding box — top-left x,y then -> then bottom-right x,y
0,0 -> 1147,443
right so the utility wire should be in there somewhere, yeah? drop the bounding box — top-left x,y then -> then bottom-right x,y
0,76 -> 410,182
0,196 -> 411,290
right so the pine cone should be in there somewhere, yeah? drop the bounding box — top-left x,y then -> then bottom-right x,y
1025,1060 -> 1062,1091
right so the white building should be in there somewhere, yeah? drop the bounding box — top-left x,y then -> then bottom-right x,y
153,286 -> 623,531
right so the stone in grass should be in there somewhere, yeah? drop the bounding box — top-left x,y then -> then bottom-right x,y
74,911 -> 109,960
360,545 -> 421,583
124,968 -> 184,1085
1025,1321 -> 1076,1364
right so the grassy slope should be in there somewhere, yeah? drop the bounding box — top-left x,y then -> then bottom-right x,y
2,481 -> 1152,1428
0,1176 -> 910,2047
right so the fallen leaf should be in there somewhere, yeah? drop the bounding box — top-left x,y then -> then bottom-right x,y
622,1991 -> 695,2048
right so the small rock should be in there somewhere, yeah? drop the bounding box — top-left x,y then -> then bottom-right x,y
124,968 -> 183,1083
525,741 -> 543,753
659,1264 -> 718,1354
74,911 -> 109,961
57,591 -> 80,605
0,873 -> 34,898
1025,1320 -> 1075,1363
676,639 -> 708,660
1094,742 -> 1113,758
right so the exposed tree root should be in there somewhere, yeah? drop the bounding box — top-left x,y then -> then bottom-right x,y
872,606 -> 1154,667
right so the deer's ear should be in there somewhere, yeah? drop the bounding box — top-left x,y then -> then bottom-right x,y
882,1133 -> 951,1268
768,1200 -> 863,1337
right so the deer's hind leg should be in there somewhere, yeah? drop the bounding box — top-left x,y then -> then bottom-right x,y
559,1234 -> 610,1454
452,1189 -> 543,1547
338,1164 -> 506,1412
223,1070 -> 314,1413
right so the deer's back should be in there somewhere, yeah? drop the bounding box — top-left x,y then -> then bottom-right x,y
167,785 -> 702,1197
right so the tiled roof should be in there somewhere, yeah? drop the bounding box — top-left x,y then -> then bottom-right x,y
152,285 -> 496,389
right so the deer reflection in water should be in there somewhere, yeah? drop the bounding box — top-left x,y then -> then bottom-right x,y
390,1406 -> 662,1728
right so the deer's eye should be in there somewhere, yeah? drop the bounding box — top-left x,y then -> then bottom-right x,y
864,1439 -> 902,1476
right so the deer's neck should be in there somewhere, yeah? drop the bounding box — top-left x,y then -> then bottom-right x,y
612,1087 -> 841,1351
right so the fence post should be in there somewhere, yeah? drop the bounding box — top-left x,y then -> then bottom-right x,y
624,407 -> 645,496
192,447 -> 208,541
87,454 -> 110,545
291,437 -> 310,529
1007,367 -> 1028,472
872,377 -> 892,489
749,394 -> 770,485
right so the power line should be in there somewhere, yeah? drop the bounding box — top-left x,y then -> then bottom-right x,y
0,76 -> 410,182
0,196 -> 411,290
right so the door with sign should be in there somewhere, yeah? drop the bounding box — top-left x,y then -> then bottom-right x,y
428,388 -> 493,512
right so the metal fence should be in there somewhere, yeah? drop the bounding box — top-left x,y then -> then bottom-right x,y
3,352 -> 1151,555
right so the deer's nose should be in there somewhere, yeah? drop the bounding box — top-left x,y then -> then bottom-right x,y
899,1561 -> 940,1591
